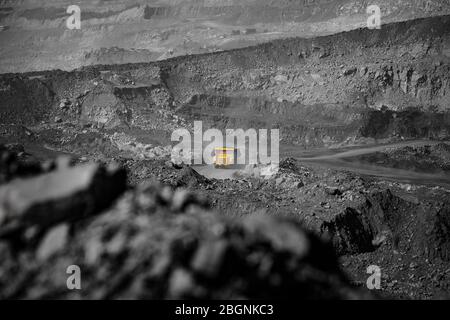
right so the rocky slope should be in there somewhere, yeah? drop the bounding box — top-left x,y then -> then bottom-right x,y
1,0 -> 450,73
1,15 -> 449,148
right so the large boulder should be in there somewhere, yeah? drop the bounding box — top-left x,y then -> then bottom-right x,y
0,144 -> 43,184
0,162 -> 127,237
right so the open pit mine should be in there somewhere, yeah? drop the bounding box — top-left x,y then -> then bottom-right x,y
0,0 -> 449,305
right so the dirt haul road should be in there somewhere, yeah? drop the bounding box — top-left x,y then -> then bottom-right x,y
294,140 -> 450,187
195,140 -> 450,187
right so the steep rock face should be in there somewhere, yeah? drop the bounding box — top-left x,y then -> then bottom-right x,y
159,15 -> 450,145
179,94 -> 365,147
154,15 -> 450,108
78,78 -> 175,130
304,189 -> 450,262
1,15 -> 449,146
0,76 -> 55,124
359,108 -> 450,140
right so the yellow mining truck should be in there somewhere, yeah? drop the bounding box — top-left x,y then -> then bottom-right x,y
214,147 -> 237,168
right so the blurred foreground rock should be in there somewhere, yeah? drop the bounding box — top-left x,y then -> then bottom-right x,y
0,172 -> 371,299
0,162 -> 127,238
0,144 -> 43,184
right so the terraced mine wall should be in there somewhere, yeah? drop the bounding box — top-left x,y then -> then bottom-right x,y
1,15 -> 449,147
142,0 -> 450,25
